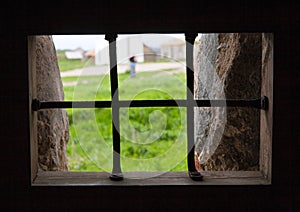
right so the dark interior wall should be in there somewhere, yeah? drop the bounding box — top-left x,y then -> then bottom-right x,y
0,0 -> 299,211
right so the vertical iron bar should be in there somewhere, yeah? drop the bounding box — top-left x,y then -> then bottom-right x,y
105,33 -> 123,181
185,33 -> 203,181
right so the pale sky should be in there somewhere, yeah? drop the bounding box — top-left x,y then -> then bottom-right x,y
52,34 -> 186,51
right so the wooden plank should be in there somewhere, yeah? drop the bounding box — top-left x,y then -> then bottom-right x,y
33,171 -> 269,186
260,34 -> 273,183
28,36 -> 38,182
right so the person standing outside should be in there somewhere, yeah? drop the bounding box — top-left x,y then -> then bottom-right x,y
129,56 -> 137,78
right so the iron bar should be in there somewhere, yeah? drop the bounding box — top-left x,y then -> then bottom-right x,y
105,33 -> 123,181
185,33 -> 203,181
32,97 -> 268,111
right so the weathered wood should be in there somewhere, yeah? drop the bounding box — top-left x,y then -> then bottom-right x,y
28,36 -> 38,182
260,33 -> 273,183
33,171 -> 269,186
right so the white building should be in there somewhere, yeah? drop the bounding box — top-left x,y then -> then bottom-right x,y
95,35 -> 144,65
65,47 -> 85,60
160,39 -> 186,60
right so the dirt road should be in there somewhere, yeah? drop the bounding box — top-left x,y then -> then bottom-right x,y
60,62 -> 186,77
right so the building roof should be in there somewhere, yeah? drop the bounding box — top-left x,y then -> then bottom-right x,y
161,39 -> 185,47
65,51 -> 84,59
143,44 -> 160,54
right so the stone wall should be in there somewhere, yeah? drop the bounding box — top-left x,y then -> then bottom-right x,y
194,33 -> 261,171
36,36 -> 69,171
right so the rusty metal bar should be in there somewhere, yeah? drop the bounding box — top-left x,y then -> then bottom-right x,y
32,97 -> 268,111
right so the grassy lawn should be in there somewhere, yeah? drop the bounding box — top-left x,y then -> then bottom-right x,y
57,50 -> 93,72
63,69 -> 188,172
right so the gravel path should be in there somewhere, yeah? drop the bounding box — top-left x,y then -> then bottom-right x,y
60,62 -> 186,77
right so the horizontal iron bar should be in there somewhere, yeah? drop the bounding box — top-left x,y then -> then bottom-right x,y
119,99 -> 186,107
195,99 -> 262,108
32,96 -> 268,111
32,99 -> 111,110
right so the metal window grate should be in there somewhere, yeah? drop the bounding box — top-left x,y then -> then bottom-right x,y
32,33 -> 268,181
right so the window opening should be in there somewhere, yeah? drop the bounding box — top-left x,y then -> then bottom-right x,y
31,33 -> 269,182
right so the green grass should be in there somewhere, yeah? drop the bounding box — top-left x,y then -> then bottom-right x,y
63,69 -> 188,172
57,50 -> 92,72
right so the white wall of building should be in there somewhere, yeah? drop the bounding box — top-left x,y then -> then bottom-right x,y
160,40 -> 186,60
95,35 -> 144,66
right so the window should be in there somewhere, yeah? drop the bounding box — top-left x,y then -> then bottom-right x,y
29,33 -> 273,185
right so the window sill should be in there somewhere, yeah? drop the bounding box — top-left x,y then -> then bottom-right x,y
32,171 -> 270,186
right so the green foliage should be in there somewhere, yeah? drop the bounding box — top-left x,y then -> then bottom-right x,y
62,69 -> 188,172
